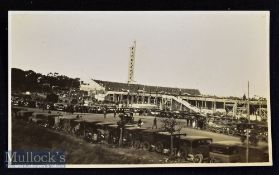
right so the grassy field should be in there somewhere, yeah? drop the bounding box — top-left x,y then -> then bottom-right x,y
12,118 -> 167,164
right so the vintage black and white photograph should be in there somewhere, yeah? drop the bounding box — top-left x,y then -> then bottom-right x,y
8,11 -> 271,167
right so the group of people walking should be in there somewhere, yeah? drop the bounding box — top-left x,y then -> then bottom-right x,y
185,116 -> 206,130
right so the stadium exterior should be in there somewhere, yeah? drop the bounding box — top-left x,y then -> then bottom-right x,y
80,41 -> 267,119
80,79 -> 267,119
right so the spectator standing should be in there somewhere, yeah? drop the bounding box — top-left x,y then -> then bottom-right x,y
189,116 -> 193,128
186,116 -> 190,127
198,117 -> 201,129
192,119 -> 196,129
138,118 -> 142,128
139,110 -> 143,116
201,117 -> 206,130
152,117 -> 157,129
103,108 -> 107,119
114,110 -> 117,118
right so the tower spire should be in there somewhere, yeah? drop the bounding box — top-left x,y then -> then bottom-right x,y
128,40 -> 136,84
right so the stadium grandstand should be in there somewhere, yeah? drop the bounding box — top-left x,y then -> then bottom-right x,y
80,79 -> 267,118
79,41 -> 267,117
94,79 -> 201,96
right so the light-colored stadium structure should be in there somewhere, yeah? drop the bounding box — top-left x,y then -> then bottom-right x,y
80,41 -> 267,119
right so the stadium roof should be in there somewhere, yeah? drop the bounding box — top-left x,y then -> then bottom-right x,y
93,79 -> 201,96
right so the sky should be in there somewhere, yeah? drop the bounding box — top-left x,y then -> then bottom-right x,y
10,11 -> 269,98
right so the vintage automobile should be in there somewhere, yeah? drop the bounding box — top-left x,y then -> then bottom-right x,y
258,124 -> 268,142
107,124 -> 120,144
45,103 -> 55,110
75,105 -> 90,113
122,127 -> 147,148
172,111 -> 182,119
178,111 -> 191,119
105,124 -> 135,145
178,136 -> 213,163
81,121 -> 112,143
87,106 -> 103,113
220,123 -> 239,135
151,131 -> 186,154
28,113 -> 58,127
57,116 -> 78,132
16,110 -> 34,120
206,116 -> 220,131
118,112 -> 134,124
212,122 -> 226,133
148,109 -> 161,116
106,106 -> 117,113
139,129 -> 167,152
91,106 -> 104,113
158,111 -> 176,118
239,123 -> 260,146
11,99 -> 19,106
80,120 -> 99,133
93,122 -> 115,143
12,107 -> 27,118
53,103 -> 67,111
237,144 -> 269,163
28,113 -> 48,126
209,141 -> 242,163
124,128 -> 185,153
46,114 -> 61,128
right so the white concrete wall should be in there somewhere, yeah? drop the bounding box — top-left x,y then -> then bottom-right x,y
80,80 -> 105,93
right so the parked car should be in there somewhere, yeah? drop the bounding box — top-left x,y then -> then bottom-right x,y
209,141 -> 241,163
118,112 -> 134,124
158,111 -> 173,118
148,109 -> 161,116
123,127 -> 147,148
11,99 -> 19,106
178,136 -> 213,163
54,103 -> 67,111
258,124 -> 268,142
237,144 -> 269,163
28,113 -> 49,127
107,106 -> 117,113
239,123 -> 260,146
107,124 -> 120,144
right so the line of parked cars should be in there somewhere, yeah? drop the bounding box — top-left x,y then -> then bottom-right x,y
206,116 -> 268,143
209,141 -> 269,163
12,98 -> 269,145
12,106 -> 269,163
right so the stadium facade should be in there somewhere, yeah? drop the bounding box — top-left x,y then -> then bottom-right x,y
80,79 -> 267,117
80,41 -> 267,118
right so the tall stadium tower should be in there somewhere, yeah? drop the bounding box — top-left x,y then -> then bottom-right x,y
128,40 -> 136,84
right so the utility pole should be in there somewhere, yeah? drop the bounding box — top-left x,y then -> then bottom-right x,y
259,99 -> 262,121
246,81 -> 250,163
119,127 -> 123,146
248,81 -> 250,124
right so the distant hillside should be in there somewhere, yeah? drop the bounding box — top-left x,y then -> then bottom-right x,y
11,68 -> 80,92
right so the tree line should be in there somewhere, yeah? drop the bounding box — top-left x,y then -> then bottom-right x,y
11,68 -> 80,92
